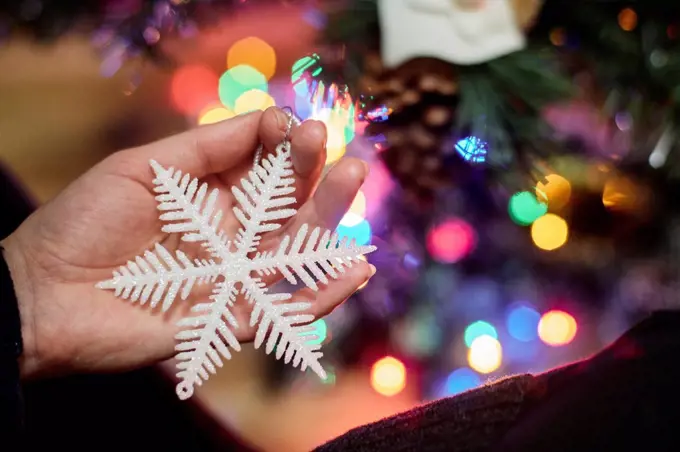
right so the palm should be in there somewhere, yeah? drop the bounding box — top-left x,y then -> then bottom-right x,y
10,109 -> 371,378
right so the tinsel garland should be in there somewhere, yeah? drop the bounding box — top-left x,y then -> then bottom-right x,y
0,0 -> 293,73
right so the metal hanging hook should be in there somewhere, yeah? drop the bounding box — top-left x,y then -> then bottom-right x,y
253,108 -> 300,167
283,107 -> 301,142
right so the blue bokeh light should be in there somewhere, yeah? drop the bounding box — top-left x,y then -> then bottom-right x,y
455,136 -> 487,163
336,219 -> 372,246
464,321 -> 497,347
443,368 -> 481,396
506,304 -> 540,342
294,94 -> 312,120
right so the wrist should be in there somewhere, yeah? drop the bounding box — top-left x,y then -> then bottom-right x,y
1,235 -> 41,379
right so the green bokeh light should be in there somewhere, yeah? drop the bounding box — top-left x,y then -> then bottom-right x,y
299,318 -> 327,346
291,54 -> 321,97
508,191 -> 548,226
219,65 -> 267,110
343,102 -> 356,144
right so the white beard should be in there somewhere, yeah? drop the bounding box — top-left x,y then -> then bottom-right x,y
378,0 -> 526,67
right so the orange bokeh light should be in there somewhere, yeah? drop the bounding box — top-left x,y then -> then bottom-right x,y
227,37 -> 277,80
538,310 -> 577,346
370,356 -> 406,397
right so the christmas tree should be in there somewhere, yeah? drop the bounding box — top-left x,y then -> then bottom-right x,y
4,0 -> 680,400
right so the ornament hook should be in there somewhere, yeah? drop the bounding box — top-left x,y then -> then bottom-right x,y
254,108 -> 300,166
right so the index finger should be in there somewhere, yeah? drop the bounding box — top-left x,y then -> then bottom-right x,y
113,111 -> 263,184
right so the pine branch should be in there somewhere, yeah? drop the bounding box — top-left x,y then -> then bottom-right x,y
242,278 -> 326,379
232,142 -> 296,256
249,224 -> 377,291
174,281 -> 241,400
150,160 -> 232,261
96,243 -> 223,312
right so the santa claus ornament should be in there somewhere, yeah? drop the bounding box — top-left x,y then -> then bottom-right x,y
379,0 -> 527,67
337,0 -> 554,204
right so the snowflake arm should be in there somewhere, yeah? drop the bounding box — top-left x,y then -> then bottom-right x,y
249,224 -> 378,291
150,160 -> 232,261
174,281 -> 241,400
242,278 -> 326,379
232,142 -> 296,257
95,242 -> 223,312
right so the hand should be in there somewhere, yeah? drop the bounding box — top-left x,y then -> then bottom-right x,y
2,107 -> 373,379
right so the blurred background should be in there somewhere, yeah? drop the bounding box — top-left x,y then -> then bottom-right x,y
2,0 -> 680,450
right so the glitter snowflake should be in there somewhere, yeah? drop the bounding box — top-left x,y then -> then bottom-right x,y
96,141 -> 376,399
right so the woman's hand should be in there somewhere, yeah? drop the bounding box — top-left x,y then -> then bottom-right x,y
2,107 -> 373,379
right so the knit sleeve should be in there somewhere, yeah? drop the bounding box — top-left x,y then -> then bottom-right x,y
0,245 -> 25,439
0,161 -> 35,440
314,374 -> 537,452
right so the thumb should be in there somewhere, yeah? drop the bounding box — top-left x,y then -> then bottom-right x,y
113,110 -> 263,186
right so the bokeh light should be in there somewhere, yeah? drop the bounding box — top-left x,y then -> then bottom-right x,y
198,105 -> 235,125
298,318 -> 328,346
550,28 -> 566,46
464,321 -> 498,347
531,213 -> 568,251
467,335 -> 503,374
370,356 -> 406,397
602,175 -> 644,213
292,54 -> 321,97
321,366 -> 337,385
538,310 -> 577,346
340,191 -> 367,228
336,219 -> 372,246
313,106 -> 348,165
442,368 -> 481,396
536,174 -> 571,210
508,191 -> 547,226
455,136 -> 487,163
234,89 -> 276,114
618,8 -> 637,31
219,65 -> 268,109
506,304 -> 540,342
171,65 -> 219,115
227,37 -> 277,80
426,218 -> 476,264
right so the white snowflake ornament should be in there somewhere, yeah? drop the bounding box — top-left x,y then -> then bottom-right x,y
96,140 -> 377,400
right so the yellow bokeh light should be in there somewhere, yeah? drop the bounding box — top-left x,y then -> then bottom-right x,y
370,356 -> 406,397
538,310 -> 577,346
326,129 -> 346,165
349,190 -> 367,216
531,213 -> 568,251
340,191 -> 367,227
467,335 -> 502,374
227,36 -> 277,80
602,176 -> 642,213
312,106 -> 350,165
536,174 -> 571,210
234,89 -> 276,114
198,106 -> 235,125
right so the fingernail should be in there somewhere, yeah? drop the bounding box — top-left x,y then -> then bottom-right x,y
274,108 -> 289,134
362,160 -> 370,177
369,264 -> 377,276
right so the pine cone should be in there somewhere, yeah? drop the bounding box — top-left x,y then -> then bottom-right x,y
361,57 -> 461,204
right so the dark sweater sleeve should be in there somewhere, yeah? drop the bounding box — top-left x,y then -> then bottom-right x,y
0,246 -> 25,441
0,161 -> 34,441
314,374 -> 537,452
